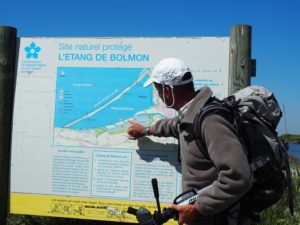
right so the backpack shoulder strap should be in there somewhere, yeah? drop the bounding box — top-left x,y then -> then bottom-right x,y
181,96 -> 235,159
193,98 -> 234,159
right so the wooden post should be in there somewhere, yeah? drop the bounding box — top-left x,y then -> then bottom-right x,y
228,24 -> 256,95
0,26 -> 17,224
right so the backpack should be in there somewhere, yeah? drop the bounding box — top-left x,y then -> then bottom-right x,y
184,86 -> 293,214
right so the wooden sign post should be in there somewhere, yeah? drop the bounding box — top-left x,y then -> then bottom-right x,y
0,26 -> 17,225
229,24 -> 256,94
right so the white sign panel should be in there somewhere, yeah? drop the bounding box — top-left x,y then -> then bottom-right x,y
10,37 -> 229,222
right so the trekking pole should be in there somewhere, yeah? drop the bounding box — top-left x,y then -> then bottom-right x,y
152,178 -> 161,214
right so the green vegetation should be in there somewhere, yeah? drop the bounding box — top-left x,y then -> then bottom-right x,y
258,154 -> 300,225
258,164 -> 300,225
289,155 -> 300,168
279,134 -> 300,144
258,181 -> 300,225
94,128 -> 107,135
108,127 -> 127,135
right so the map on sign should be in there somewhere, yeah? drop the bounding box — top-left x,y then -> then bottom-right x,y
54,67 -> 170,149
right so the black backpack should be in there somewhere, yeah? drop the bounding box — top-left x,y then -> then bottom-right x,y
183,86 -> 293,214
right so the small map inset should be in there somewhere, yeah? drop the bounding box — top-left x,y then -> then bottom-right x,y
54,67 -> 167,148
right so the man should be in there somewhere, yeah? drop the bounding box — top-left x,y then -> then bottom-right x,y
127,58 -> 253,225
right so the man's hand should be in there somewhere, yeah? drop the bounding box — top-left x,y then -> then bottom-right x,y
127,120 -> 146,140
169,204 -> 200,225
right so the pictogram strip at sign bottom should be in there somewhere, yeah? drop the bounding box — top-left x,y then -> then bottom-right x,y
10,193 -> 177,224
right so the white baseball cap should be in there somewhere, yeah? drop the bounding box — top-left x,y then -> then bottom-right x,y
143,58 -> 193,87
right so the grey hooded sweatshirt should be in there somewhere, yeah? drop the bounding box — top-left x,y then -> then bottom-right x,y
149,86 -> 252,224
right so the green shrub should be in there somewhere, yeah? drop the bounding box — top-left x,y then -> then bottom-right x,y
258,174 -> 300,225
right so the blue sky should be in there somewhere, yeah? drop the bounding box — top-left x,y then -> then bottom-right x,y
1,0 -> 299,135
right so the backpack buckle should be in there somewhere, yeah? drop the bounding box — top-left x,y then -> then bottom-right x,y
250,155 -> 271,172
179,123 -> 195,143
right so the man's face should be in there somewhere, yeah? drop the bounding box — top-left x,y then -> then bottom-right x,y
153,82 -> 174,108
154,83 -> 164,100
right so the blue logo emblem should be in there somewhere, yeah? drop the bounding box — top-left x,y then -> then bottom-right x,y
24,42 -> 41,59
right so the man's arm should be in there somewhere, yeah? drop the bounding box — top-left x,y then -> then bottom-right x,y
168,114 -> 252,225
169,204 -> 200,225
127,120 -> 150,140
195,114 -> 252,216
127,117 -> 180,140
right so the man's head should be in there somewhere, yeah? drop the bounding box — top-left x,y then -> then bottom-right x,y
144,58 -> 195,110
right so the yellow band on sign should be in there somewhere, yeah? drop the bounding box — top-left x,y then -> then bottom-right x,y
10,193 -> 177,224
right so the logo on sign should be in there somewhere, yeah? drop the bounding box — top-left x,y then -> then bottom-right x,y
24,42 -> 41,59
